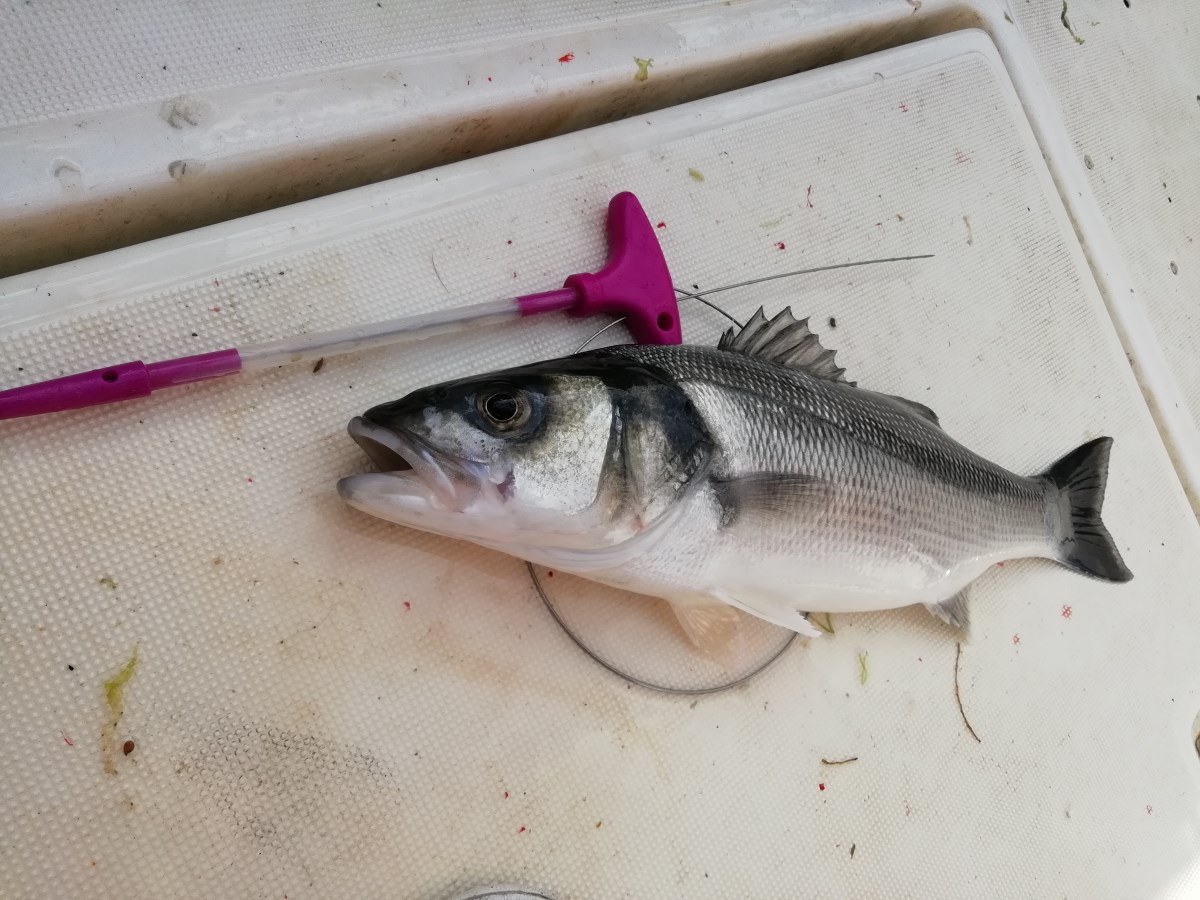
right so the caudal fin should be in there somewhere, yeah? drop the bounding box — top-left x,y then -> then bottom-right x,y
1042,436 -> 1133,583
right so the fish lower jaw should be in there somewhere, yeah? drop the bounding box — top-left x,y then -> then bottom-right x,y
337,471 -> 434,516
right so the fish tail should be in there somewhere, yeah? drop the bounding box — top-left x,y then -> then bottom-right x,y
1041,436 -> 1133,583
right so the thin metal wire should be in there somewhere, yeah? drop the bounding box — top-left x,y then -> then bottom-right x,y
681,254 -> 935,301
572,254 -> 935,349
528,563 -> 794,695
572,317 -> 627,353
673,287 -> 743,328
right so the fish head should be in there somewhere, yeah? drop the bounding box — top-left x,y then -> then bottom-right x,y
337,353 -> 713,557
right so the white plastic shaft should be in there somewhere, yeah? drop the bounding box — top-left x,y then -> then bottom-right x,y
238,298 -> 520,371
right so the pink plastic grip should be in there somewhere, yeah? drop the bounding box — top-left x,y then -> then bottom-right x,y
517,192 -> 681,345
0,349 -> 241,420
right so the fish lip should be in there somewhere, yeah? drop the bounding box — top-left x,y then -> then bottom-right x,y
343,416 -> 478,511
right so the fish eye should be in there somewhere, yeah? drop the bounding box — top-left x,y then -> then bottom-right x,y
477,388 -> 531,431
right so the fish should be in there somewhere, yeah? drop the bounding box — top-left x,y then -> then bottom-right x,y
337,307 -> 1132,646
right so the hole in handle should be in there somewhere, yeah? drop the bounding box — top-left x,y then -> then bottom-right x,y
101,370 -> 119,383
657,312 -> 673,331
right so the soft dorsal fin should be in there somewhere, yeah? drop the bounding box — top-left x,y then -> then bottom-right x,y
717,307 -> 854,385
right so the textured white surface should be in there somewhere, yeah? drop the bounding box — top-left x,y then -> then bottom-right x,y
0,0 -> 970,276
0,0 -> 703,128
2,34 -> 1199,899
1008,0 -> 1200,492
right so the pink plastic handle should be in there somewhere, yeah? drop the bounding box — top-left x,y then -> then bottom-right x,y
0,349 -> 241,420
517,192 -> 681,345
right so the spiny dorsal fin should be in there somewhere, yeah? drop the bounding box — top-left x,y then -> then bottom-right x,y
717,307 -> 854,385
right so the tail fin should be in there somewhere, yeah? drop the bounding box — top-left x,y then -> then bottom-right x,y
1042,436 -> 1133,583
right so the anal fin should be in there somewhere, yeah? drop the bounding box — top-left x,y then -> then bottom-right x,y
924,589 -> 970,630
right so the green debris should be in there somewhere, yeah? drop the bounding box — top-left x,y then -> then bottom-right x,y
1061,1 -> 1085,44
810,612 -> 835,635
98,576 -> 118,590
1003,10 -> 1014,23
634,57 -> 653,82
101,648 -> 139,775
688,168 -> 705,183
758,216 -> 785,229
857,651 -> 869,685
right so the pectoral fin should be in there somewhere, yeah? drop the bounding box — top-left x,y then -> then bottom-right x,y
669,601 -> 743,653
924,589 -> 970,630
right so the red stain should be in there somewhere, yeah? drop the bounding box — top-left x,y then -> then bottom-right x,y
776,242 -> 786,250
403,601 -> 411,611
506,239 -> 512,245
246,477 -> 254,484
818,783 -> 825,791
518,825 -> 527,833
1012,634 -> 1020,645
487,76 -> 493,82
899,102 -> 909,112
1061,604 -> 1073,619
656,221 -> 666,229
503,791 -> 509,799
558,52 -> 574,64
61,731 -> 74,747
210,306 -> 222,313
806,185 -> 814,208
996,561 -> 1005,567
954,150 -> 971,165
547,571 -> 554,578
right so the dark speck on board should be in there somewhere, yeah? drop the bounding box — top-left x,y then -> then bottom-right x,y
828,317 -> 837,328
123,740 -> 135,756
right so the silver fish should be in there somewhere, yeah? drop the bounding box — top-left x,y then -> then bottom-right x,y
338,308 -> 1131,644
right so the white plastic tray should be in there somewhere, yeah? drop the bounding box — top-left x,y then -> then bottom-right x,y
0,0 -> 975,277
2,31 -> 1199,900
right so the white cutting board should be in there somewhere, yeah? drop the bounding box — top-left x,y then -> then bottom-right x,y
1,32 -> 1198,900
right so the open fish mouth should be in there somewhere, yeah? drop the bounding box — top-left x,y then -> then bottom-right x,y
339,416 -> 482,512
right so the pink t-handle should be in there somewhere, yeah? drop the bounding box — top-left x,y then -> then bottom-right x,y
0,192 -> 677,422
516,192 -> 681,345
